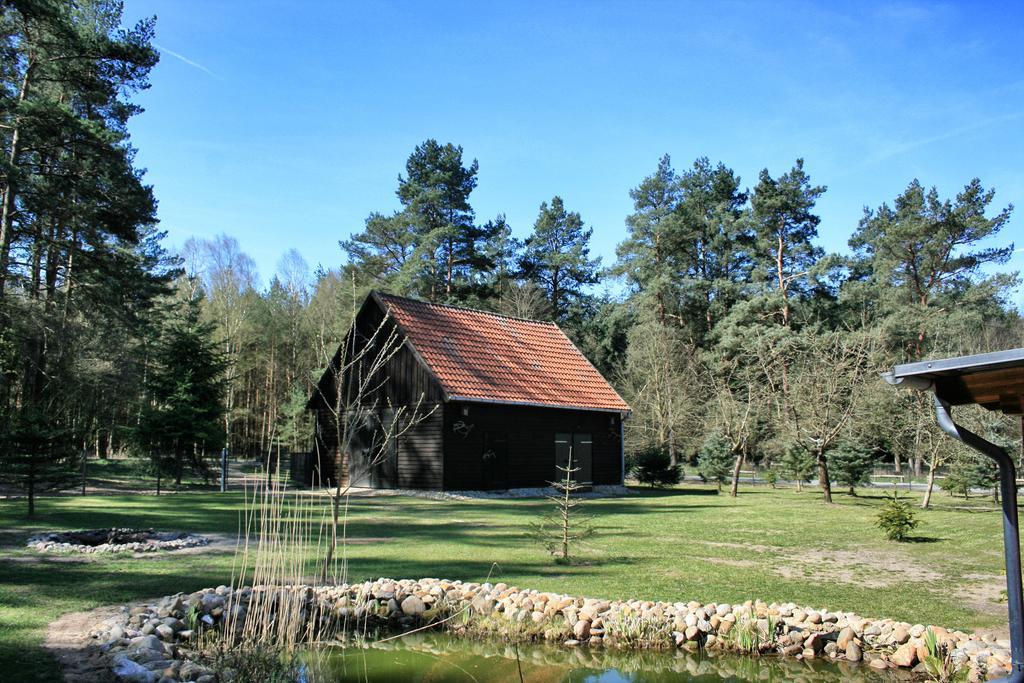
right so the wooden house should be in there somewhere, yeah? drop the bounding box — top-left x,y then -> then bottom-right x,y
307,291 -> 630,490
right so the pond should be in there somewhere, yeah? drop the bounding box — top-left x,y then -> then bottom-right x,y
303,632 -> 898,682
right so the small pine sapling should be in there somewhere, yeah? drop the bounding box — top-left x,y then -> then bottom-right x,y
633,446 -> 682,488
778,443 -> 816,492
828,442 -> 874,495
532,450 -> 595,564
697,435 -> 734,492
876,491 -> 919,541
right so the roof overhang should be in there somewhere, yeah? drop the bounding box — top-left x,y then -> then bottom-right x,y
882,348 -> 1024,415
447,394 -> 631,416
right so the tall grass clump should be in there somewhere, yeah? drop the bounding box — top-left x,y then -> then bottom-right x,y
196,468 -> 333,680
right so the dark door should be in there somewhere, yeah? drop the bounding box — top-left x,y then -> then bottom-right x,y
482,431 -> 508,490
573,433 -> 593,483
373,409 -> 398,488
555,432 -> 592,484
347,410 -> 398,488
347,418 -> 376,488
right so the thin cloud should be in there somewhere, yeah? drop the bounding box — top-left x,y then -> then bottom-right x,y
866,111 -> 1024,165
154,42 -> 221,80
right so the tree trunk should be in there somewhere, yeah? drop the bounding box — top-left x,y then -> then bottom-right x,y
729,452 -> 743,497
893,451 -> 902,475
776,234 -> 790,326
921,462 -> 937,509
817,448 -> 833,503
0,59 -> 34,299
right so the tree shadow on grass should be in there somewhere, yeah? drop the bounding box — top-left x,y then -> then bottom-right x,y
899,536 -> 943,544
627,486 -> 721,497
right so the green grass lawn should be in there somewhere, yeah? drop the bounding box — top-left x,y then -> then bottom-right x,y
80,457 -> 218,491
0,485 -> 1015,680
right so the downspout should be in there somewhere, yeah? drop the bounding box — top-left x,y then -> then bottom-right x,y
883,372 -> 1024,681
933,395 -> 1024,681
620,413 -> 627,487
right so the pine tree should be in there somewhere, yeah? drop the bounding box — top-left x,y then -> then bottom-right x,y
0,405 -> 76,516
397,139 -> 485,301
341,140 -> 504,305
276,384 -> 312,454
750,159 -> 825,326
779,443 -> 816,492
828,442 -> 874,495
674,157 -> 753,343
698,434 -> 735,492
614,155 -> 684,325
941,453 -> 997,501
136,284 -> 227,489
848,178 -> 1014,358
520,196 -> 600,320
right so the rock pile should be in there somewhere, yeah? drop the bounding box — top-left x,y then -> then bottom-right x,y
88,578 -> 1012,682
28,528 -> 208,554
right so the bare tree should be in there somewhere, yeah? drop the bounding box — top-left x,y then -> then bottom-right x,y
620,318 -> 704,466
311,294 -> 434,583
784,330 -> 877,504
496,280 -> 552,320
705,366 -> 764,497
183,235 -> 260,456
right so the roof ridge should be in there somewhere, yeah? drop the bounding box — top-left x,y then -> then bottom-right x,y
374,290 -> 559,326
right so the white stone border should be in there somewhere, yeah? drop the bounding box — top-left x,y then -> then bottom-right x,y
27,528 -> 209,554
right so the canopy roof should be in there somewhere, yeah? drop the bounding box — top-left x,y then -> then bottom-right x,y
884,348 -> 1024,415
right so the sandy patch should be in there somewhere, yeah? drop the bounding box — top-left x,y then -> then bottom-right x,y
699,540 -> 944,589
45,605 -> 125,682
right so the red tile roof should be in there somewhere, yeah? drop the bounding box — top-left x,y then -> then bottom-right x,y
374,292 -> 629,413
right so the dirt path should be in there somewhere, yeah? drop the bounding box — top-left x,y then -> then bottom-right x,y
44,605 -> 125,683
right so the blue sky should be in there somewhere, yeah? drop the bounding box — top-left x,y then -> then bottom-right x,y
121,1 -> 1023,307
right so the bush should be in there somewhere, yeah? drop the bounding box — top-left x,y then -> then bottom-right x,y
828,442 -> 874,495
876,491 -> 919,541
697,434 -> 734,492
762,466 -> 778,488
632,446 -> 682,488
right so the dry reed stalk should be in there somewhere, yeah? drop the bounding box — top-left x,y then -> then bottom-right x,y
221,464 -> 335,654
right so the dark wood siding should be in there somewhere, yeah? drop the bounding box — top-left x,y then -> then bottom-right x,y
443,402 -> 622,490
396,404 -> 443,488
308,296 -> 446,489
313,405 -> 341,486
350,301 -> 443,408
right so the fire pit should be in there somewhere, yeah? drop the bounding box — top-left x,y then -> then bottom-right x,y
27,528 -> 208,554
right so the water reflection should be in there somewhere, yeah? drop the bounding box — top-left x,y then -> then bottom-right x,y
305,632 -> 898,682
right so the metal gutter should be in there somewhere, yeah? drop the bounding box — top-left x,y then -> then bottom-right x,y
890,348 -> 1024,380
883,368 -> 1024,681
932,395 -> 1024,681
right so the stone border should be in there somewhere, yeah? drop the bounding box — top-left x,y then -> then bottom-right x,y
67,578 -> 1011,682
28,529 -> 209,555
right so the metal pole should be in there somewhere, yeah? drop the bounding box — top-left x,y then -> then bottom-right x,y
220,447 -> 228,493
619,416 -> 626,486
934,396 -> 1024,681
